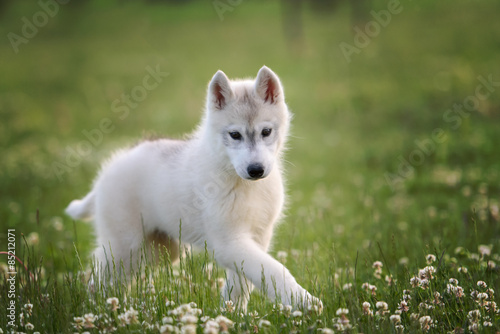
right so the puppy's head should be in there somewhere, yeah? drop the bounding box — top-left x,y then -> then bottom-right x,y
205,66 -> 290,180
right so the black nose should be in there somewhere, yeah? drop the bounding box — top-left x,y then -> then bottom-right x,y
247,163 -> 265,179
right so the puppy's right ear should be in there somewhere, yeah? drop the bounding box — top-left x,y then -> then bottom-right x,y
208,70 -> 233,110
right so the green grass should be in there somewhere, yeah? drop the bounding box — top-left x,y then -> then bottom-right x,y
1,0 -> 500,332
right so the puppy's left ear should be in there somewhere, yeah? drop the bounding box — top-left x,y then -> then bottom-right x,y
255,66 -> 284,104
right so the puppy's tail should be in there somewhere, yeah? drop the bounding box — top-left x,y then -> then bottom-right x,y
65,191 -> 95,221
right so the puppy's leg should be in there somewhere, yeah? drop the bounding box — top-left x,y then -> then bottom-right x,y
222,268 -> 254,312
215,238 -> 321,308
147,230 -> 180,265
91,239 -> 140,283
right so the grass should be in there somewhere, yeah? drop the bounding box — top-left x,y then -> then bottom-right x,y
1,0 -> 500,332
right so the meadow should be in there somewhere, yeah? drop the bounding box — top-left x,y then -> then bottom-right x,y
1,0 -> 499,332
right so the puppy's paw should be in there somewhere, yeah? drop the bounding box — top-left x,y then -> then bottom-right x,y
293,290 -> 323,314
304,293 -> 323,315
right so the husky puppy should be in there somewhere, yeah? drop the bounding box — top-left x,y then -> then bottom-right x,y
66,66 -> 322,310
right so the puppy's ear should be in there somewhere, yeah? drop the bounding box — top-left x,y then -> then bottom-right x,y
255,66 -> 283,104
208,70 -> 233,110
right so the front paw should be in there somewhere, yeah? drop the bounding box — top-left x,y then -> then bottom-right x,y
302,292 -> 323,314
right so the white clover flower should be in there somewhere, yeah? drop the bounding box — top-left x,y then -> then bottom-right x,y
468,323 -> 479,332
449,278 -> 459,285
336,308 -> 349,316
376,301 -> 388,310
478,244 -> 492,257
160,324 -> 178,334
410,276 -> 420,288
470,253 -> 480,261
106,297 -> 120,311
258,319 -> 271,328
342,283 -> 352,290
361,282 -> 377,295
224,300 -> 234,313
181,314 -> 198,324
385,275 -> 395,286
273,303 -> 284,312
125,307 -> 139,325
447,284 -> 464,298
467,309 -> 481,322
338,314 -> 350,326
73,316 -> 85,329
24,303 -> 33,315
398,300 -> 409,313
319,328 -> 334,334
27,232 -> 39,246
83,313 -> 96,329
477,281 -> 487,288
395,324 -> 404,334
203,320 -> 219,334
458,266 -> 468,273
426,254 -> 436,264
477,292 -> 489,304
390,314 -> 401,324
25,323 -> 34,330
419,278 -> 429,289
181,324 -> 197,334
419,315 -> 433,332
292,310 -> 303,318
484,301 -> 497,312
117,313 -> 128,326
419,266 -> 436,280
214,315 -> 234,330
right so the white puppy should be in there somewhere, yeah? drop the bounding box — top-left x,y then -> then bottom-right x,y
66,66 -> 321,311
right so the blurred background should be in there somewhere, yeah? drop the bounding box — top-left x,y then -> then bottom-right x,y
1,0 -> 499,272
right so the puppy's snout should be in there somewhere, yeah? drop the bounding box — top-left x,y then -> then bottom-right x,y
247,163 -> 265,180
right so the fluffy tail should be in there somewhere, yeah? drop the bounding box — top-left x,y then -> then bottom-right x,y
65,191 -> 95,221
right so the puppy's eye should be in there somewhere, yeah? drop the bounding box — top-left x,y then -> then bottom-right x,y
229,131 -> 242,140
261,128 -> 272,137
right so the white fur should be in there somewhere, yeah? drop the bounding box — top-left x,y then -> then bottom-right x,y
65,66 -> 322,310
